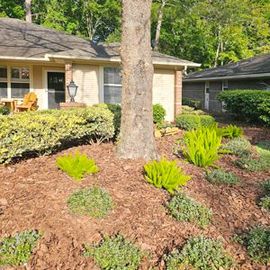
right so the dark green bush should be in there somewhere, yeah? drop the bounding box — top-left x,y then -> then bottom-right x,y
0,106 -> 114,164
206,169 -> 239,185
153,103 -> 166,124
218,90 -> 270,125
238,227 -> 270,264
182,97 -> 201,109
67,187 -> 113,218
0,105 -> 9,115
84,234 -> 142,270
175,114 -> 216,130
0,230 -> 40,266
167,193 -> 212,228
105,104 -> 122,136
165,236 -> 234,270
144,158 -> 191,193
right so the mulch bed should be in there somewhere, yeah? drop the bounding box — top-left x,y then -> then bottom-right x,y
0,126 -> 269,270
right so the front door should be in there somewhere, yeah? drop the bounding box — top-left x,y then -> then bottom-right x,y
47,72 -> 65,109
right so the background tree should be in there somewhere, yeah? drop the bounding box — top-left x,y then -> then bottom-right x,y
25,0 -> 32,22
117,0 -> 158,160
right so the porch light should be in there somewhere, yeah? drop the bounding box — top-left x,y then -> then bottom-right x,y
67,80 -> 78,102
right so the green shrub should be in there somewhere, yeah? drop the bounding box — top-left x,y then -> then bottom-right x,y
0,106 -> 114,164
261,179 -> 270,194
165,236 -> 234,270
84,234 -> 142,270
167,193 -> 212,228
239,227 -> 270,264
175,114 -> 216,130
235,156 -> 270,172
67,187 -> 113,218
0,230 -> 40,267
221,137 -> 252,157
206,169 -> 239,185
0,105 -> 9,115
153,104 -> 166,124
105,104 -> 122,136
218,90 -> 270,125
260,196 -> 270,211
144,158 -> 191,194
181,127 -> 222,167
218,124 -> 243,139
182,97 -> 201,109
182,105 -> 205,115
56,152 -> 99,181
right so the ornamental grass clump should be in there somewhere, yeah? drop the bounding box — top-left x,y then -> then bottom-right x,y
84,234 -> 142,270
144,158 -> 191,194
56,152 -> 99,181
0,230 -> 40,267
206,169 -> 239,185
182,127 -> 222,167
68,187 -> 113,218
165,236 -> 234,270
167,193 -> 212,228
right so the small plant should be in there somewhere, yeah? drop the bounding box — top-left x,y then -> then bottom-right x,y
56,152 -> 99,181
200,115 -> 216,128
84,234 -> 142,270
206,169 -> 239,185
181,127 -> 222,167
238,226 -> 270,264
260,196 -> 270,211
261,179 -> 270,194
167,193 -> 212,228
182,105 -> 206,115
235,156 -> 270,172
67,187 -> 113,218
153,103 -> 166,124
0,230 -> 40,266
221,137 -> 252,157
0,105 -> 10,115
165,236 -> 234,270
218,124 -> 243,139
144,158 -> 191,193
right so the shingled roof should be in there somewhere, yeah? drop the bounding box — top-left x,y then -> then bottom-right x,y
184,53 -> 270,81
0,18 -> 200,67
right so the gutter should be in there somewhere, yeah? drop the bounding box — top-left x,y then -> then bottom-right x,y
0,56 -> 50,62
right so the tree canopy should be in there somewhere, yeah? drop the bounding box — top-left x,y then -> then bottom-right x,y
0,0 -> 269,67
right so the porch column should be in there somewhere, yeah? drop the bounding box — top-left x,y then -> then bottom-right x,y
65,63 -> 73,102
174,69 -> 182,118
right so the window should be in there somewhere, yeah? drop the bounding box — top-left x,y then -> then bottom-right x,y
104,67 -> 122,104
222,80 -> 228,91
0,66 -> 7,99
11,67 -> 30,98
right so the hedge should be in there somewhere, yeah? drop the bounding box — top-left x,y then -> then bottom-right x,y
175,114 -> 216,130
218,90 -> 270,125
0,106 -> 114,164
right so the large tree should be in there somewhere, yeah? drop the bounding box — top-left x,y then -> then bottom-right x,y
117,0 -> 158,160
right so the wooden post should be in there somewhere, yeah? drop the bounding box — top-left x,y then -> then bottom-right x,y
175,70 -> 182,118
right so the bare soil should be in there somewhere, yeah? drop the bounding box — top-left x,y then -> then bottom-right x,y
0,126 -> 269,270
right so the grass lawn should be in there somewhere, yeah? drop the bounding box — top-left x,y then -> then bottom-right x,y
0,124 -> 269,269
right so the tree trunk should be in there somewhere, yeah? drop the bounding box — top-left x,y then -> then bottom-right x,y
153,0 -> 167,51
117,0 -> 158,160
25,0 -> 32,23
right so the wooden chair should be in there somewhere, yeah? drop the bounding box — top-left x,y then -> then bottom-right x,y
15,92 -> 38,112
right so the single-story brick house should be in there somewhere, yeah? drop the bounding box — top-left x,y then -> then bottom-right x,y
183,54 -> 270,112
0,18 -> 199,121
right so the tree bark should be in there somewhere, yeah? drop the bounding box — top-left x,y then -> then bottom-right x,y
25,0 -> 32,23
153,0 -> 167,51
117,0 -> 158,160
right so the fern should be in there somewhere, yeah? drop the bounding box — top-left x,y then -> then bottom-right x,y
144,158 -> 191,193
182,127 -> 222,167
218,125 -> 243,139
56,152 -> 99,181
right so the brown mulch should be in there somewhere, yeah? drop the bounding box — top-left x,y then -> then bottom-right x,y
0,126 -> 270,270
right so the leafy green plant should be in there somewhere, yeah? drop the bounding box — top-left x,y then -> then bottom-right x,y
182,105 -> 205,115
153,103 -> 166,124
0,230 -> 40,267
238,227 -> 270,264
206,169 -> 239,185
261,179 -> 270,194
167,193 -> 212,228
260,196 -> 270,211
218,124 -> 243,139
181,127 -> 222,167
0,106 -> 115,164
165,236 -> 234,270
0,105 -> 9,115
221,137 -> 252,157
182,97 -> 201,109
56,152 -> 99,181
144,158 -> 191,193
175,114 -> 216,130
235,156 -> 270,172
84,234 -> 142,270
68,187 -> 113,218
